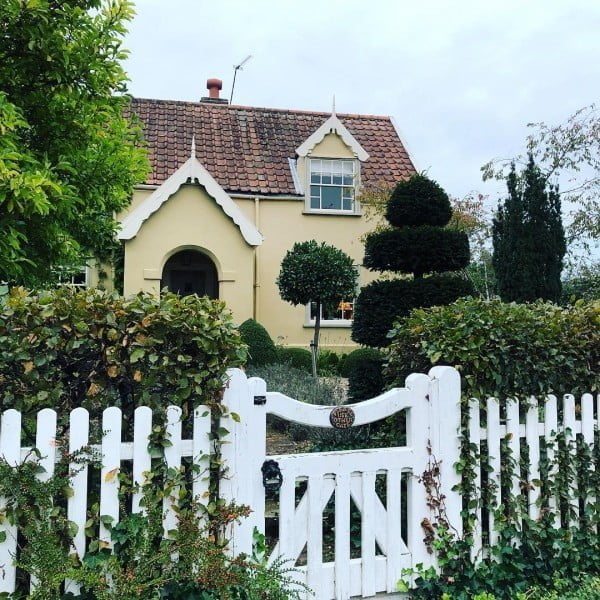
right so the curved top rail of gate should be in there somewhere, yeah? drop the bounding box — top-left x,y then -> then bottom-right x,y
259,372 -> 432,428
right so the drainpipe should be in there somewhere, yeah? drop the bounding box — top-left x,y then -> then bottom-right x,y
253,196 -> 260,321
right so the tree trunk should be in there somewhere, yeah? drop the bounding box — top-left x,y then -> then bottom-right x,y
311,301 -> 321,378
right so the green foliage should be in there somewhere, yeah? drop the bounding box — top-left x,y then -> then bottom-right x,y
386,297 -> 599,400
353,174 -> 472,348
0,287 -> 246,435
277,347 -> 313,373
364,226 -> 470,276
402,427 -> 600,600
317,349 -> 346,376
239,319 -> 278,366
493,156 -> 566,303
0,0 -> 149,286
277,240 -> 358,375
386,173 -> 452,227
562,262 -> 600,302
341,348 -> 385,401
352,275 -> 474,348
276,240 -> 358,308
247,362 -> 346,407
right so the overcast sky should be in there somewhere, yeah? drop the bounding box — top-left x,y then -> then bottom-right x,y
123,0 -> 599,212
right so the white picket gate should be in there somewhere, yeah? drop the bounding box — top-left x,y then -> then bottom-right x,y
0,366 -> 598,599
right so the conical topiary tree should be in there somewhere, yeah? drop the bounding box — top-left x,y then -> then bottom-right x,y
352,174 -> 473,347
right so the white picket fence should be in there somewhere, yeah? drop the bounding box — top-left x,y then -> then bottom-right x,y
0,367 -> 597,599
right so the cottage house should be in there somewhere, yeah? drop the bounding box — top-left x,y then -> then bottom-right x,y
110,78 -> 416,351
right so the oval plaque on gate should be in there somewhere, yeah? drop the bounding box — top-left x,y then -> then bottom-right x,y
329,406 -> 355,429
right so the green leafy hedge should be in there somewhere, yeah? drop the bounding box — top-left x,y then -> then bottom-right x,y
386,298 -> 600,399
239,318 -> 278,366
363,226 -> 470,276
277,347 -> 312,373
341,348 -> 385,401
352,276 -> 474,347
0,287 -> 246,425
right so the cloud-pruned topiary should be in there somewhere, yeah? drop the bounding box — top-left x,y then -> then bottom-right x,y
353,173 -> 473,347
239,319 -> 278,366
385,174 -> 453,228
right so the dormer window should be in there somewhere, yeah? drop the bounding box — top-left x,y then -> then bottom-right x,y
309,159 -> 356,212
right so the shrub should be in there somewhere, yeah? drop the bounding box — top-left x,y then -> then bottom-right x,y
352,276 -> 474,348
386,173 -> 452,227
353,173 -> 472,348
386,297 -> 600,400
317,349 -> 345,376
341,347 -> 385,401
239,318 -> 278,366
0,287 -> 246,430
364,226 -> 470,276
247,362 -> 345,407
277,347 -> 312,373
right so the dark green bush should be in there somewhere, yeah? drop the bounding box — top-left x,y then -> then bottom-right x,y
352,276 -> 474,347
277,346 -> 312,373
317,349 -> 343,375
364,226 -> 470,276
239,318 -> 278,366
353,173 -> 472,348
342,348 -> 385,401
386,173 -> 452,228
386,297 -> 600,400
0,287 -> 246,427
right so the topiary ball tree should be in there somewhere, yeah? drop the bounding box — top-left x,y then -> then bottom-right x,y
353,174 -> 473,347
239,319 -> 278,366
277,240 -> 358,377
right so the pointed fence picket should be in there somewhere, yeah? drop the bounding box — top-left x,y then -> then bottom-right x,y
0,402 -> 213,596
0,367 -> 597,600
468,392 -> 600,558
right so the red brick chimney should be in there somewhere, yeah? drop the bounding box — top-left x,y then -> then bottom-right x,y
201,78 -> 228,104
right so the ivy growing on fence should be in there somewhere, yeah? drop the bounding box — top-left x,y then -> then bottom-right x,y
401,402 -> 600,600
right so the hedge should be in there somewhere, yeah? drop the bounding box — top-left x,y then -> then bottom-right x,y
0,287 -> 246,427
363,226 -> 470,276
352,276 -> 474,347
386,298 -> 600,400
239,318 -> 278,366
277,347 -> 312,373
341,348 -> 385,401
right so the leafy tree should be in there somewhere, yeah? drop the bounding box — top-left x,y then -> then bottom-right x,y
0,0 -> 148,286
352,174 -> 473,347
492,156 -> 566,303
276,241 -> 357,377
482,104 -> 599,244
562,261 -> 600,302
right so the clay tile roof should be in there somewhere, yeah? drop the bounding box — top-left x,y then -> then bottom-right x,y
129,98 -> 417,196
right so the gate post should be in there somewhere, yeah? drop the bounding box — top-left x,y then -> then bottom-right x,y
404,372 -> 434,570
428,366 -> 463,540
220,368 -> 254,556
247,376 -> 268,538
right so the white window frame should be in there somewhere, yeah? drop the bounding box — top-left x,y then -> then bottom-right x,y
56,265 -> 89,288
303,298 -> 355,329
306,158 -> 360,215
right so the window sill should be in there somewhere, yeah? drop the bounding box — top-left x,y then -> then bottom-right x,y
303,321 -> 352,329
302,209 -> 362,217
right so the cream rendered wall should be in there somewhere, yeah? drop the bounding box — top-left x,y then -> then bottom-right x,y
232,129 -> 376,351
123,184 -> 255,322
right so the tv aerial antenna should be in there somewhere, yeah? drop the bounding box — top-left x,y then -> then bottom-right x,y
230,54 -> 252,104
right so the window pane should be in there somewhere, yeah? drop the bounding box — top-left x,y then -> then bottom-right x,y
332,174 -> 342,185
342,174 -> 353,185
343,161 -> 354,173
322,160 -> 333,173
342,197 -> 353,211
311,172 -> 320,183
310,195 -> 320,209
311,159 -> 321,173
321,186 -> 341,210
322,173 -> 332,184
310,302 -> 318,320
